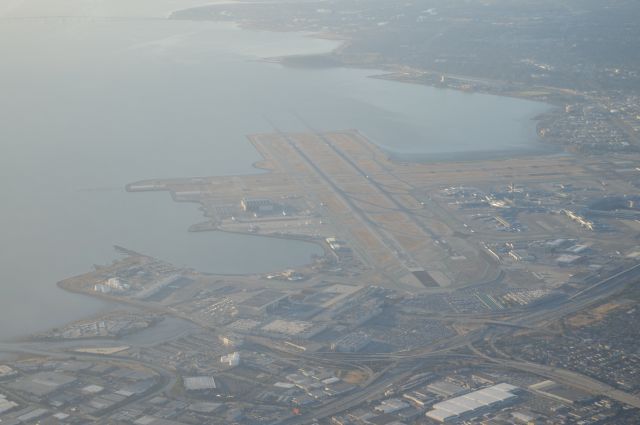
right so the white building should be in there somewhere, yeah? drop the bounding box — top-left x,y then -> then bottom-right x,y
375,398 -> 410,414
426,383 -> 520,423
94,277 -> 130,294
220,352 -> 241,367
0,393 -> 18,414
184,376 -> 217,391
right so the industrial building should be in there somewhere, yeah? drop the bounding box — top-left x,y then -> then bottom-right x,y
183,376 -> 217,392
7,371 -> 77,397
261,319 -> 326,339
374,398 -> 410,414
0,393 -> 18,414
0,366 -> 16,379
94,277 -> 130,294
218,333 -> 244,348
133,275 -> 190,300
239,289 -> 289,315
426,381 -> 467,398
326,237 -> 349,252
425,383 -> 520,423
556,254 -> 584,267
240,197 -> 274,214
220,352 -> 241,367
330,331 -> 371,353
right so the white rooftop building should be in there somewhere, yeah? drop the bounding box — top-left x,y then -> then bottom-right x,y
94,277 -> 130,294
375,398 -> 410,414
0,393 -> 19,414
426,383 -> 520,423
183,376 -> 217,391
220,352 -> 241,367
0,365 -> 16,378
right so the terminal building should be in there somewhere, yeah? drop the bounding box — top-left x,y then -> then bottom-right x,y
425,383 -> 520,423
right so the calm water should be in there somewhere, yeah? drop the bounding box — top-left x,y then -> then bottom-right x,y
0,1 -> 550,340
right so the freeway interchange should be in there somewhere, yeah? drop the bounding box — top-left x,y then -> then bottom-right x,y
3,130 -> 640,423
253,261 -> 640,424
1,242 -> 638,424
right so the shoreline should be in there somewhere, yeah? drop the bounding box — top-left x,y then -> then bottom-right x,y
167,7 -> 580,159
168,7 -> 574,101
20,10 -> 574,344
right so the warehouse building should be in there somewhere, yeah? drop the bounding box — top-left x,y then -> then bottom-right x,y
183,376 -> 217,392
425,383 -> 520,423
240,198 -> 274,213
331,332 -> 371,353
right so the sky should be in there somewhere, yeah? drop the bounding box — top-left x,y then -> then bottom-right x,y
0,0 -> 235,19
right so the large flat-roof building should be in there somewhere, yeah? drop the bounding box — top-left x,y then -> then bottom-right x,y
183,376 -> 217,392
426,381 -> 467,398
7,371 -> 77,397
0,393 -> 18,414
426,383 -> 520,423
241,198 -> 274,213
331,331 -> 371,353
239,289 -> 289,315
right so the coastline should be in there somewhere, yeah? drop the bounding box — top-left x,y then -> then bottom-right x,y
167,6 -> 573,103
166,5 -> 581,159
27,9 -> 562,342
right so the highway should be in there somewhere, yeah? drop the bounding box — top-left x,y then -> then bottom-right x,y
514,260 -> 640,327
3,222 -> 637,424
501,359 -> 640,409
469,339 -> 640,409
263,260 -> 640,422
278,364 -> 407,425
268,262 -> 640,369
2,259 -> 637,423
569,261 -> 640,300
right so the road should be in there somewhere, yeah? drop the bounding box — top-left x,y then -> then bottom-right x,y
502,359 -> 640,409
0,341 -> 177,420
264,260 -> 640,422
4,235 -> 636,423
279,364 -> 407,425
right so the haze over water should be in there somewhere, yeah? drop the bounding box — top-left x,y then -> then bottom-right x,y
0,0 -> 550,341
